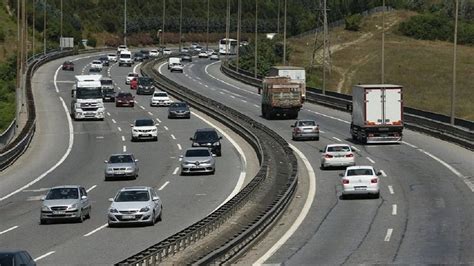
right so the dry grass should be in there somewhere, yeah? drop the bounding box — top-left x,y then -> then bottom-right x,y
289,10 -> 474,121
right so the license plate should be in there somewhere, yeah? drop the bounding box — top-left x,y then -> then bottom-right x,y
141,134 -> 150,137
122,215 -> 135,219
354,186 -> 366,190
53,211 -> 65,215
116,171 -> 125,175
336,155 -> 344,158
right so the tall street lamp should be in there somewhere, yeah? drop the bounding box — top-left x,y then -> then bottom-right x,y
451,0 -> 459,125
162,0 -> 165,46
179,0 -> 183,52
43,0 -> 46,55
206,0 -> 210,51
283,0 -> 287,65
254,0 -> 258,78
236,0 -> 241,71
124,0 -> 127,46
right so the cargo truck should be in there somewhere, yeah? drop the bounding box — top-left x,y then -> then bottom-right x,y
350,84 -> 403,144
261,76 -> 304,119
267,66 -> 306,100
71,75 -> 105,120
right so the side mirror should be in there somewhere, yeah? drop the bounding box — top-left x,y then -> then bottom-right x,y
81,195 -> 88,200
40,196 -> 46,201
152,196 -> 159,201
108,198 -> 114,202
135,159 -> 139,162
189,137 -> 193,141
319,149 -> 324,153
339,173 -> 344,177
291,125 -> 295,128
377,171 -> 382,176
104,160 -> 108,163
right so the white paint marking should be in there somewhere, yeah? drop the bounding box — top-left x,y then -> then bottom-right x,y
86,185 -> 97,193
171,134 -> 176,140
367,157 -> 376,164
380,170 -> 387,177
0,226 -> 19,236
350,145 -> 359,151
172,167 -> 179,175
156,118 -> 162,123
241,99 -> 247,103
204,84 -> 209,88
107,112 -> 111,116
253,104 -> 259,108
204,62 -> 259,95
384,228 -> 394,241
84,224 -> 108,237
177,144 -> 182,150
164,126 -> 169,131
140,106 -> 145,110
254,143 -> 316,265
332,137 -> 342,142
388,185 -> 394,194
219,91 -> 225,95
34,251 -> 56,262
53,66 -> 61,93
158,181 -> 170,191
230,95 -> 236,99
117,127 -> 122,132
123,145 -> 127,152
147,112 -> 153,116
121,136 -> 125,142
111,119 -> 116,124
96,136 -> 104,139
402,141 -> 418,149
392,204 -> 397,215
133,62 -> 142,74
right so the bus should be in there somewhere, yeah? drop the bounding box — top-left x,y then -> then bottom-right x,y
219,38 -> 238,55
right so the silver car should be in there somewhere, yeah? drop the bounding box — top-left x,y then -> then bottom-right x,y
291,120 -> 320,141
104,154 -> 139,180
320,144 -> 355,169
108,186 -> 162,227
180,147 -> 216,175
40,186 -> 91,224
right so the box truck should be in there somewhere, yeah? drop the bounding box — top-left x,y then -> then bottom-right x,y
267,66 -> 306,100
261,76 -> 304,119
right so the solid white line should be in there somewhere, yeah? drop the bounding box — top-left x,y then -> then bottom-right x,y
177,144 -> 182,150
388,185 -> 394,194
156,118 -> 162,123
133,62 -> 142,74
140,106 -> 145,110
111,119 -> 116,124
392,204 -> 397,215
107,112 -> 111,116
164,126 -> 169,131
123,145 -> 127,152
241,99 -> 247,103
367,157 -> 376,164
148,111 -> 153,116
384,228 -> 393,241
34,251 -> 56,262
86,185 -> 97,193
0,226 -> 19,236
380,170 -> 387,177
158,181 -> 170,191
53,66 -> 61,93
402,141 -> 418,149
84,224 -> 108,237
204,62 -> 259,95
332,137 -> 342,142
171,134 -> 176,140
121,136 -> 125,142
0,96 -> 74,202
230,95 -> 236,99
254,143 -> 316,265
419,149 -> 464,178
172,167 -> 179,175
117,127 -> 122,132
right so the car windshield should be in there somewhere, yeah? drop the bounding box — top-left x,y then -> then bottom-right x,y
195,131 -> 218,141
185,149 -> 211,157
154,92 -> 168,97
101,79 -> 113,85
76,88 -> 102,99
138,78 -> 153,86
92,61 -> 101,64
117,93 -> 132,98
171,102 -> 187,108
46,188 -> 79,200
347,169 -> 374,176
109,155 -> 133,163
0,254 -> 14,265
120,54 -> 131,59
298,121 -> 316,126
327,146 -> 351,152
135,119 -> 154,126
108,54 -> 115,57
128,73 -> 136,77
115,191 -> 150,202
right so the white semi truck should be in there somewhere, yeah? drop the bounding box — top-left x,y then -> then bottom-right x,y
350,84 -> 403,144
70,75 -> 105,121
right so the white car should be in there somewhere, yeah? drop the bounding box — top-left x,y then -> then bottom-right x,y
198,51 -> 209,58
181,47 -> 189,53
149,49 -> 159,57
190,43 -> 199,49
150,91 -> 172,107
206,49 -> 215,56
210,52 -> 219,60
194,46 -> 202,52
170,63 -> 184,73
107,53 -> 117,62
341,166 -> 380,199
90,60 -> 103,72
163,48 -> 172,55
131,118 -> 158,141
320,144 -> 355,169
126,72 -> 139,84
117,45 -> 128,53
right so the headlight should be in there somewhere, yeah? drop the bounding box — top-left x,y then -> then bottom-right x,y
133,129 -> 139,132
152,128 -> 157,132
201,160 -> 211,164
213,142 -> 220,146
183,161 -> 193,165
109,208 -> 118,213
125,167 -> 133,172
106,168 -> 114,172
140,206 -> 150,212
192,143 -> 200,147
68,203 -> 78,210
41,206 -> 50,211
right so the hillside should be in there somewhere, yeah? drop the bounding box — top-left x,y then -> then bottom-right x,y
290,10 -> 474,120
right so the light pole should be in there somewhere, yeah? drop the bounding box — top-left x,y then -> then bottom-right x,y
225,0 -> 230,63
322,0 -> 328,95
254,0 -> 258,78
179,0 -> 183,52
124,0 -> 127,46
43,0 -> 46,55
277,0 -> 280,34
162,0 -> 165,46
206,0 -> 210,51
236,0 -> 241,71
381,0 -> 385,84
60,0 -> 62,50
283,0 -> 287,65
451,0 -> 459,125
32,0 -> 35,58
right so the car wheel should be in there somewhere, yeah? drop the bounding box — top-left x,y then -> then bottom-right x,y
315,137 -> 320,141
40,219 -> 48,225
154,136 -> 158,141
77,210 -> 84,223
85,209 -> 91,219
148,211 -> 156,226
108,222 -> 114,228
320,164 -> 325,170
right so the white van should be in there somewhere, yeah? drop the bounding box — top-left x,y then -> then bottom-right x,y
118,50 -> 133,67
168,57 -> 181,69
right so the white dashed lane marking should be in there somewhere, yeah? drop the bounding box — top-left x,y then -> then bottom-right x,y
123,145 -> 127,152
164,126 -> 169,131
158,181 -> 170,191
172,167 -> 179,175
111,119 -> 116,124
177,144 -> 182,150
156,118 -> 162,123
380,170 -> 387,177
121,136 -> 125,142
34,251 -> 56,262
117,127 -> 122,132
86,185 -> 97,193
84,224 -> 107,237
171,134 -> 176,140
0,226 -> 19,236
392,204 -> 397,215
140,106 -> 145,110
148,111 -> 153,116
332,137 -> 342,142
388,185 -> 394,194
384,228 -> 393,241
367,157 -> 376,164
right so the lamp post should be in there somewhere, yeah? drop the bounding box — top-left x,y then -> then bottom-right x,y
254,0 -> 258,78
162,0 -> 165,46
179,0 -> 183,52
225,0 -> 230,63
283,0 -> 287,65
206,0 -> 210,51
381,0 -> 385,84
60,0 -> 62,50
124,0 -> 127,46
43,0 -> 46,55
236,0 -> 241,71
451,0 -> 459,125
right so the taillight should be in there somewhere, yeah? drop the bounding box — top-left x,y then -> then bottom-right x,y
342,179 -> 349,184
325,154 -> 333,158
295,128 -> 301,132
368,133 -> 374,137
345,153 -> 353,157
371,178 -> 378,183
313,126 -> 319,132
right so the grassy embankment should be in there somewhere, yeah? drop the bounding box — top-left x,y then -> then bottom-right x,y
289,10 -> 474,121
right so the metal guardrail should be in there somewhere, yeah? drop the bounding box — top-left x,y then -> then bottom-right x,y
0,120 -> 17,148
116,58 -> 298,265
221,64 -> 474,150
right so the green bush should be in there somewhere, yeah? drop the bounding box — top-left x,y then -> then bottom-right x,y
87,37 -> 97,47
0,29 -> 5,42
345,14 -> 363,31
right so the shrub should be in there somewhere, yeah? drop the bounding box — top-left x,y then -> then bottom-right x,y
345,14 -> 363,31
0,29 -> 5,42
87,37 -> 97,47
399,14 -> 452,41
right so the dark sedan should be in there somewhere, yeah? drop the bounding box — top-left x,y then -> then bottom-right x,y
116,92 -> 135,107
136,77 -> 155,95
99,56 -> 110,66
180,53 -> 192,62
62,61 -> 74,71
133,52 -> 144,62
168,102 -> 191,119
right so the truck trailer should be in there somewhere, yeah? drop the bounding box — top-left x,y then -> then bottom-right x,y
350,84 -> 403,144
267,66 -> 306,100
71,75 -> 105,120
261,76 -> 304,119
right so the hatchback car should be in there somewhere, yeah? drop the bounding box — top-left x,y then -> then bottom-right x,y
133,52 -> 144,62
149,49 -> 159,57
0,250 -> 36,266
291,120 -> 319,140
89,60 -> 103,72
180,147 -> 216,175
62,60 -> 74,71
168,102 -> 190,119
163,48 -> 172,55
181,47 -> 189,53
101,77 -> 115,102
107,53 -> 118,62
104,154 -> 139,181
320,144 -> 355,169
136,77 -> 155,95
170,63 -> 184,73
140,50 -> 150,59
116,92 -> 134,107
108,186 -> 162,227
99,56 -> 110,66
180,53 -> 192,62
131,118 -> 158,141
190,128 -> 222,156
125,72 -> 139,84
340,166 -> 381,199
210,52 -> 220,61
40,185 -> 91,224
150,91 -> 172,107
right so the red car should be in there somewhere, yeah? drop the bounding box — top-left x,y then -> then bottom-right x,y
62,61 -> 74,71
115,92 -> 135,107
130,78 -> 138,90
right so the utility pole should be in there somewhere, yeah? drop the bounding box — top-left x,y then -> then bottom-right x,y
282,0 -> 287,65
206,0 -> 210,51
15,0 -> 21,127
225,0 -> 230,63
43,0 -> 46,55
179,0 -> 183,52
322,0 -> 329,94
124,0 -> 127,46
451,0 -> 459,125
162,0 -> 165,46
60,0 -> 62,50
236,0 -> 241,71
254,0 -> 258,78
381,0 -> 385,84
32,0 -> 35,59
277,0 -> 280,34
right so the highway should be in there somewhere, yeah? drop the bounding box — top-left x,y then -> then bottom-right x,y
0,53 -> 257,264
158,57 -> 474,264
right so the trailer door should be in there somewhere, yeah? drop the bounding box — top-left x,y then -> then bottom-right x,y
383,88 -> 403,125
365,89 -> 383,125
